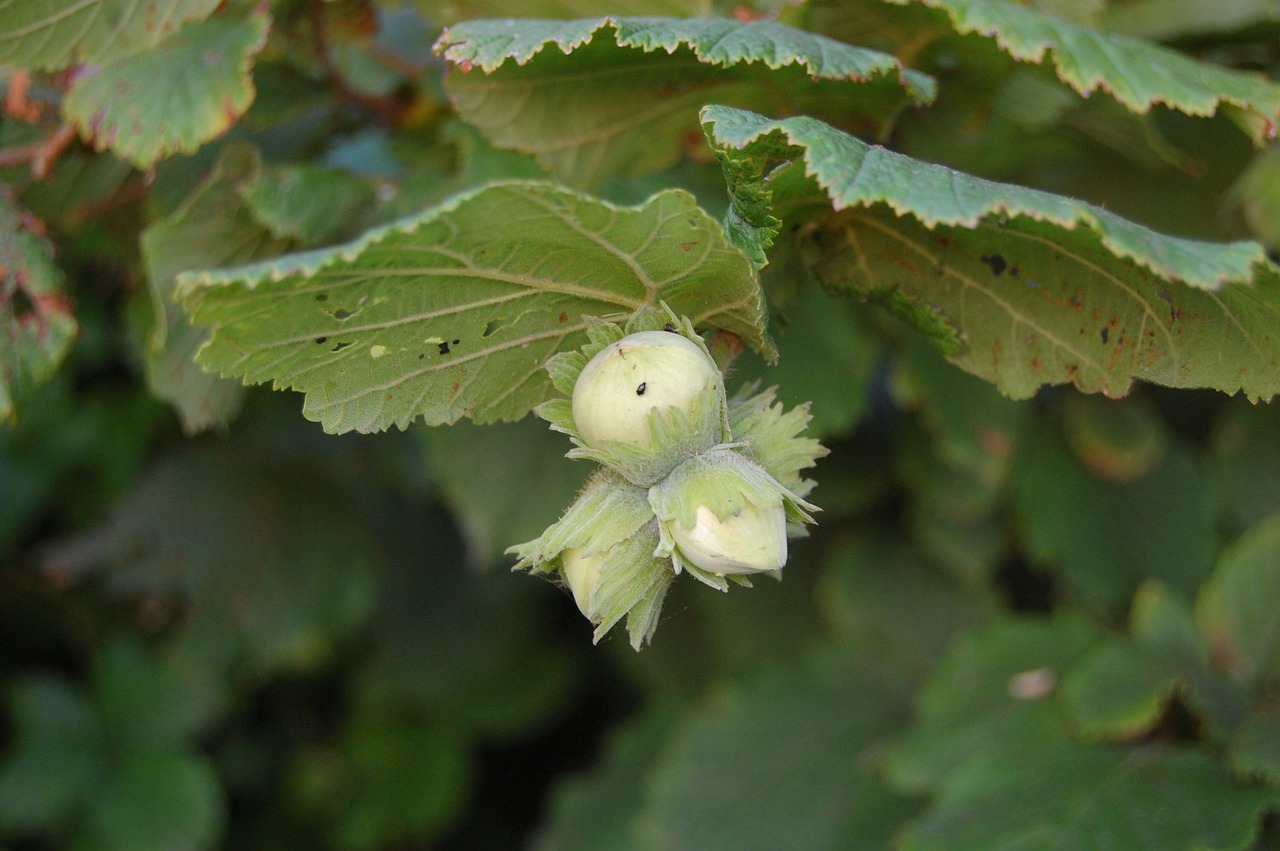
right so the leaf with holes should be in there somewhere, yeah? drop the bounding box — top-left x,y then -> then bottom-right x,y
177,181 -> 768,434
0,191 -> 76,425
0,0 -> 222,70
704,106 -> 1280,401
62,10 -> 269,170
886,0 -> 1280,143
434,16 -> 935,189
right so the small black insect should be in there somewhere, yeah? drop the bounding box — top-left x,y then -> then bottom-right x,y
663,322 -> 677,333
636,382 -> 647,396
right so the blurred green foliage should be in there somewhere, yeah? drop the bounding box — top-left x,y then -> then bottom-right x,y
2,0 -> 1280,849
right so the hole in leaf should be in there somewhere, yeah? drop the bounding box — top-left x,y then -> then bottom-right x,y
483,317 -> 517,337
331,341 -> 353,352
328,307 -> 360,321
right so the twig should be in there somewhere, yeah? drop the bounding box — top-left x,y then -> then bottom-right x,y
5,71 -> 43,123
0,124 -> 77,177
31,124 -> 76,178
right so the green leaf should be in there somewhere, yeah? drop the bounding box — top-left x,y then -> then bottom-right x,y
241,165 -> 378,248
364,533 -> 576,737
435,16 -> 935,189
731,284 -> 880,440
1131,580 -> 1210,669
1208,401 -> 1280,535
1197,512 -> 1280,682
1011,423 -> 1215,607
703,106 -> 1280,401
0,191 -> 76,425
887,614 -> 1101,793
0,677 -> 104,833
532,702 -> 682,851
1059,639 -> 1184,740
327,709 -> 471,849
901,738 -> 1280,851
818,536 -> 998,680
422,417 -> 590,565
889,336 -> 1026,580
1231,146 -> 1280,250
43,447 -> 380,674
1100,0 -> 1280,42
887,0 -> 1280,144
892,331 -> 1028,481
432,0 -> 712,23
63,10 -> 270,169
0,0 -> 221,70
1228,710 -> 1280,785
1130,582 -> 1255,743
1060,391 -> 1171,483
179,181 -> 769,434
20,149 -> 135,230
637,646 -> 918,851
898,430 -> 1009,582
141,144 -> 291,433
92,635 -> 227,747
87,748 -> 224,851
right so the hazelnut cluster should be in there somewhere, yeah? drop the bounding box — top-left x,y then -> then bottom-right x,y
509,309 -> 825,649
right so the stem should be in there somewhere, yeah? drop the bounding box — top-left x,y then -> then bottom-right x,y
5,71 -> 42,123
0,124 -> 77,178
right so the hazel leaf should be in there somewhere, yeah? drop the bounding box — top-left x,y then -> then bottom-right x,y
62,10 -> 269,170
178,181 -> 769,434
0,192 -> 77,425
1196,512 -> 1280,683
140,144 -> 291,434
0,0 -> 221,70
435,16 -> 935,189
888,0 -> 1280,144
900,738 -> 1280,851
704,106 -> 1280,401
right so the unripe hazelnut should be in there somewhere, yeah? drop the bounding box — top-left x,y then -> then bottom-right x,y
572,330 -> 722,455
650,450 -> 795,577
673,501 -> 787,575
561,548 -> 603,617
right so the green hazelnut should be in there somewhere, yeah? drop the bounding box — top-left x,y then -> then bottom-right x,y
672,500 -> 787,575
571,330 -> 722,455
650,449 -> 807,578
561,547 -> 604,618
